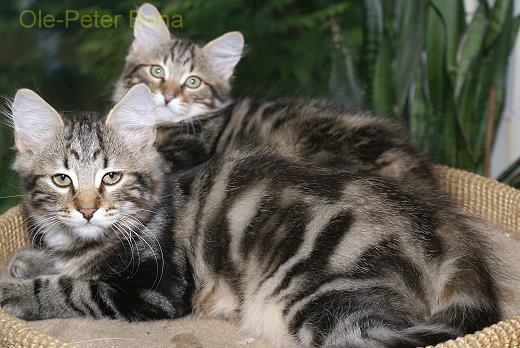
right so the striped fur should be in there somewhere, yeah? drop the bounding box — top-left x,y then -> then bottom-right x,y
156,99 -> 436,185
2,86 -> 502,348
181,149 -> 502,347
114,4 -> 434,186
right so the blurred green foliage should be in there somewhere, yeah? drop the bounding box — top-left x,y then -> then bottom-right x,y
0,0 -> 519,214
331,0 -> 520,180
0,0 -> 355,213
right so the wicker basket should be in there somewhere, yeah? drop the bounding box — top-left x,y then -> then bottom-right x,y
0,165 -> 519,348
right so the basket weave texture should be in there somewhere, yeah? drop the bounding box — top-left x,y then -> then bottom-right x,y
0,165 -> 519,348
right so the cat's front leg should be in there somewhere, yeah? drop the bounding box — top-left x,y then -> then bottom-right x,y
0,275 -> 184,321
0,276 -> 95,320
7,248 -> 57,279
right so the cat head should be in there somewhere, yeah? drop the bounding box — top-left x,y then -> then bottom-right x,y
113,3 -> 244,124
10,84 -> 164,249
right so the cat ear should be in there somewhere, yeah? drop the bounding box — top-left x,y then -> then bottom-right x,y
11,89 -> 64,154
202,31 -> 244,79
106,84 -> 156,148
132,3 -> 170,50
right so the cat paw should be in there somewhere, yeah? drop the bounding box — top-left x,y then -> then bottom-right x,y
7,248 -> 55,279
7,256 -> 33,279
0,282 -> 38,320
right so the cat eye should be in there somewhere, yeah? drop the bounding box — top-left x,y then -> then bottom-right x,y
102,172 -> 123,185
52,174 -> 72,188
184,76 -> 202,89
150,65 -> 165,79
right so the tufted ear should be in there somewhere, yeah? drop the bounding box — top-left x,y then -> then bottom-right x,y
202,31 -> 244,79
132,3 -> 171,50
105,84 -> 156,148
11,89 -> 64,154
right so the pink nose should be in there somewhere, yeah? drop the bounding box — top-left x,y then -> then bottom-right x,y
79,208 -> 97,221
163,94 -> 174,104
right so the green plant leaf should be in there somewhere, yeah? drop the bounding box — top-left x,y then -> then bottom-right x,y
426,1 -> 448,113
455,4 -> 487,97
428,0 -> 463,74
457,4 -> 518,173
410,55 -> 434,155
372,36 -> 394,117
497,156 -> 520,183
361,0 -> 383,106
391,0 -> 427,119
483,0 -> 511,49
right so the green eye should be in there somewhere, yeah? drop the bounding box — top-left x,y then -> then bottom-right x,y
184,76 -> 201,89
102,172 -> 122,185
52,174 -> 72,188
150,65 -> 165,78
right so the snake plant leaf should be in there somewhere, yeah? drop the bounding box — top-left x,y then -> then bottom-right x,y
453,3 -> 493,170
457,7 -> 520,172
428,0 -> 463,74
509,175 -> 520,189
426,0 -> 465,167
497,156 -> 520,183
426,0 -> 448,114
361,0 -> 383,106
390,0 -> 427,118
456,60 -> 484,166
410,56 -> 435,156
330,0 -> 519,178
483,0 -> 511,49
474,13 -> 520,168
372,37 -> 394,117
455,4 -> 487,97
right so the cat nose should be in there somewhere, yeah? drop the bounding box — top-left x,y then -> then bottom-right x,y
79,208 -> 97,221
163,93 -> 174,104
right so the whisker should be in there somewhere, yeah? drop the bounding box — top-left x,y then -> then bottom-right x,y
119,214 -> 164,289
113,221 -> 140,277
106,223 -> 136,276
0,194 -> 27,199
27,215 -> 61,248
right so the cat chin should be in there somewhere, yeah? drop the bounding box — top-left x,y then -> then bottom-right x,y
71,224 -> 106,240
153,105 -> 186,123
152,98 -> 210,124
58,213 -> 111,242
43,224 -> 107,250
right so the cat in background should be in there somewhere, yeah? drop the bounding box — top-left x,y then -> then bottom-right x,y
2,84 -> 502,348
114,3 -> 435,187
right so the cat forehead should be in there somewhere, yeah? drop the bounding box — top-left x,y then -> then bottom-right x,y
61,113 -> 110,161
131,36 -> 200,68
167,37 -> 199,63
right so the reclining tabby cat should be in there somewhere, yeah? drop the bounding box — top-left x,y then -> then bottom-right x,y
113,3 -> 435,188
1,84 -> 502,348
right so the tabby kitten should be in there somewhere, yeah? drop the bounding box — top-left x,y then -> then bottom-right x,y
114,3 -> 435,185
3,85 -> 502,348
3,85 -> 193,320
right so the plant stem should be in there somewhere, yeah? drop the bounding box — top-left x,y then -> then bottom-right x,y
483,85 -> 497,177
